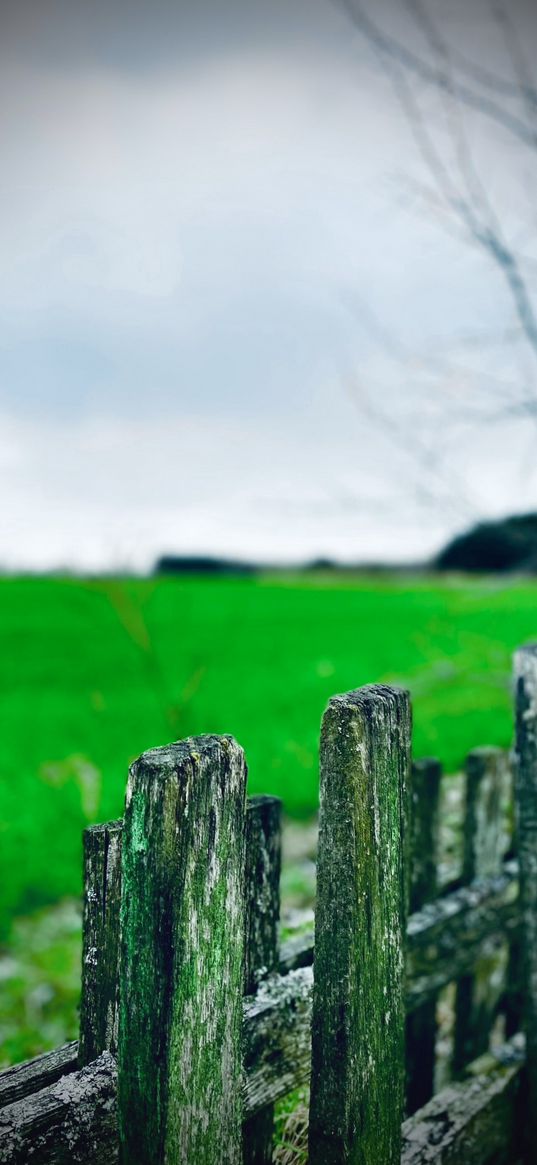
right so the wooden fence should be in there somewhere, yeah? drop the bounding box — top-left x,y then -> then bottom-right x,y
2,644 -> 537,1162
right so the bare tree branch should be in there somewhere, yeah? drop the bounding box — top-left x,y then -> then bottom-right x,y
337,0 -> 537,150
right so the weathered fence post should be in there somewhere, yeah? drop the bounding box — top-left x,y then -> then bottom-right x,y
78,819 -> 122,1067
243,795 -> 282,1165
405,757 -> 441,1113
453,748 -> 507,1074
308,684 -> 411,1165
504,749 -> 523,1039
514,645 -> 537,1158
118,735 -> 247,1165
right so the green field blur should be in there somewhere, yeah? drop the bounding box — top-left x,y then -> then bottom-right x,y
1,568 -> 537,1065
0,569 -> 535,939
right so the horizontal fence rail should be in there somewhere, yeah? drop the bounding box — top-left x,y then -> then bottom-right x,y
2,645 -> 537,1162
0,857 -> 522,1117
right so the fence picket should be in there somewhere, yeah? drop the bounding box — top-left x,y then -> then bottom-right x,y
514,644 -> 537,1160
78,820 -> 122,1067
6,650 -> 537,1165
453,748 -> 507,1074
308,684 -> 411,1165
118,735 -> 247,1165
405,757 -> 441,1113
243,795 -> 282,1165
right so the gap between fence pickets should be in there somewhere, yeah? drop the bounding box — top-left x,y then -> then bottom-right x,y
0,858 -> 521,1117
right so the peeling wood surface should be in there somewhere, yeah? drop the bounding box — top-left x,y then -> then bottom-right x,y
0,1037 -> 525,1165
0,1043 -> 78,1110
0,1052 -> 118,1165
308,685 -> 411,1165
118,735 -> 247,1165
401,1038 -> 524,1165
1,863 -> 521,1137
79,821 -> 122,1067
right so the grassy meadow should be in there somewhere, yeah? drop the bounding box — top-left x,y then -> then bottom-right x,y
1,568 -> 537,1063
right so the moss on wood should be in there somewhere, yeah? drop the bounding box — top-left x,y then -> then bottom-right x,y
118,735 -> 247,1165
308,685 -> 411,1164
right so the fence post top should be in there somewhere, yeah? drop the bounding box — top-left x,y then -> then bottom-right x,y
466,745 -> 506,763
325,683 -> 409,711
125,735 -> 246,812
515,643 -> 537,674
514,646 -> 537,718
516,642 -> 537,656
324,685 -> 410,733
128,734 -> 244,776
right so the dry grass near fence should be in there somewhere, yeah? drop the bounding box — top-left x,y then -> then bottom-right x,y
273,1089 -> 309,1164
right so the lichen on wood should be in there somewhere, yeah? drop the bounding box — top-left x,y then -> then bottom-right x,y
118,735 -> 247,1165
308,684 -> 411,1165
401,1036 -> 523,1165
79,820 -> 122,1067
243,966 -> 313,1115
0,1052 -> 118,1165
0,1043 -> 79,1111
453,748 -> 509,1075
407,861 -> 519,1013
243,795 -> 282,1164
514,643 -> 537,1159
406,757 -> 441,1114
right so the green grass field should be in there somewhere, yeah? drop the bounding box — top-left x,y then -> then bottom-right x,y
0,569 -> 535,941
1,568 -> 537,1066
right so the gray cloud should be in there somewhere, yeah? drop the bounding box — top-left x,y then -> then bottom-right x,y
1,0 -> 537,566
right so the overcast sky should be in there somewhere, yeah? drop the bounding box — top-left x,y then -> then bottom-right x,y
2,0 -> 537,569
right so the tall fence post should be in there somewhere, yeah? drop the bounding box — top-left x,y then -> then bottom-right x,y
514,645 -> 537,1159
453,747 -> 507,1074
78,820 -> 122,1067
308,684 -> 411,1165
405,757 -> 441,1113
118,735 -> 247,1165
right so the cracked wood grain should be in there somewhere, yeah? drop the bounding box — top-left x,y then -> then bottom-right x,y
118,735 -> 247,1165
308,684 -> 411,1165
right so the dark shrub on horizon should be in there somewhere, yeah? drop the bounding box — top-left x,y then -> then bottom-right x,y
436,513 -> 537,573
154,555 -> 258,575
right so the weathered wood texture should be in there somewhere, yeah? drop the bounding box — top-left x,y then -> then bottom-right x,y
406,861 -> 519,1014
243,795 -> 282,1165
515,644 -> 537,1160
244,966 -> 313,1115
2,1037 -> 524,1165
246,865 -> 521,1115
1,863 -> 520,1141
118,735 -> 247,1165
462,749 -> 508,885
79,821 -> 122,1067
453,749 -> 508,1074
244,797 -> 282,994
0,1052 -> 118,1165
410,758 -> 442,915
406,758 -> 441,1115
503,755 -> 523,1040
401,1038 -> 524,1165
0,973 -> 312,1165
308,685 -> 411,1165
0,1043 -> 78,1110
